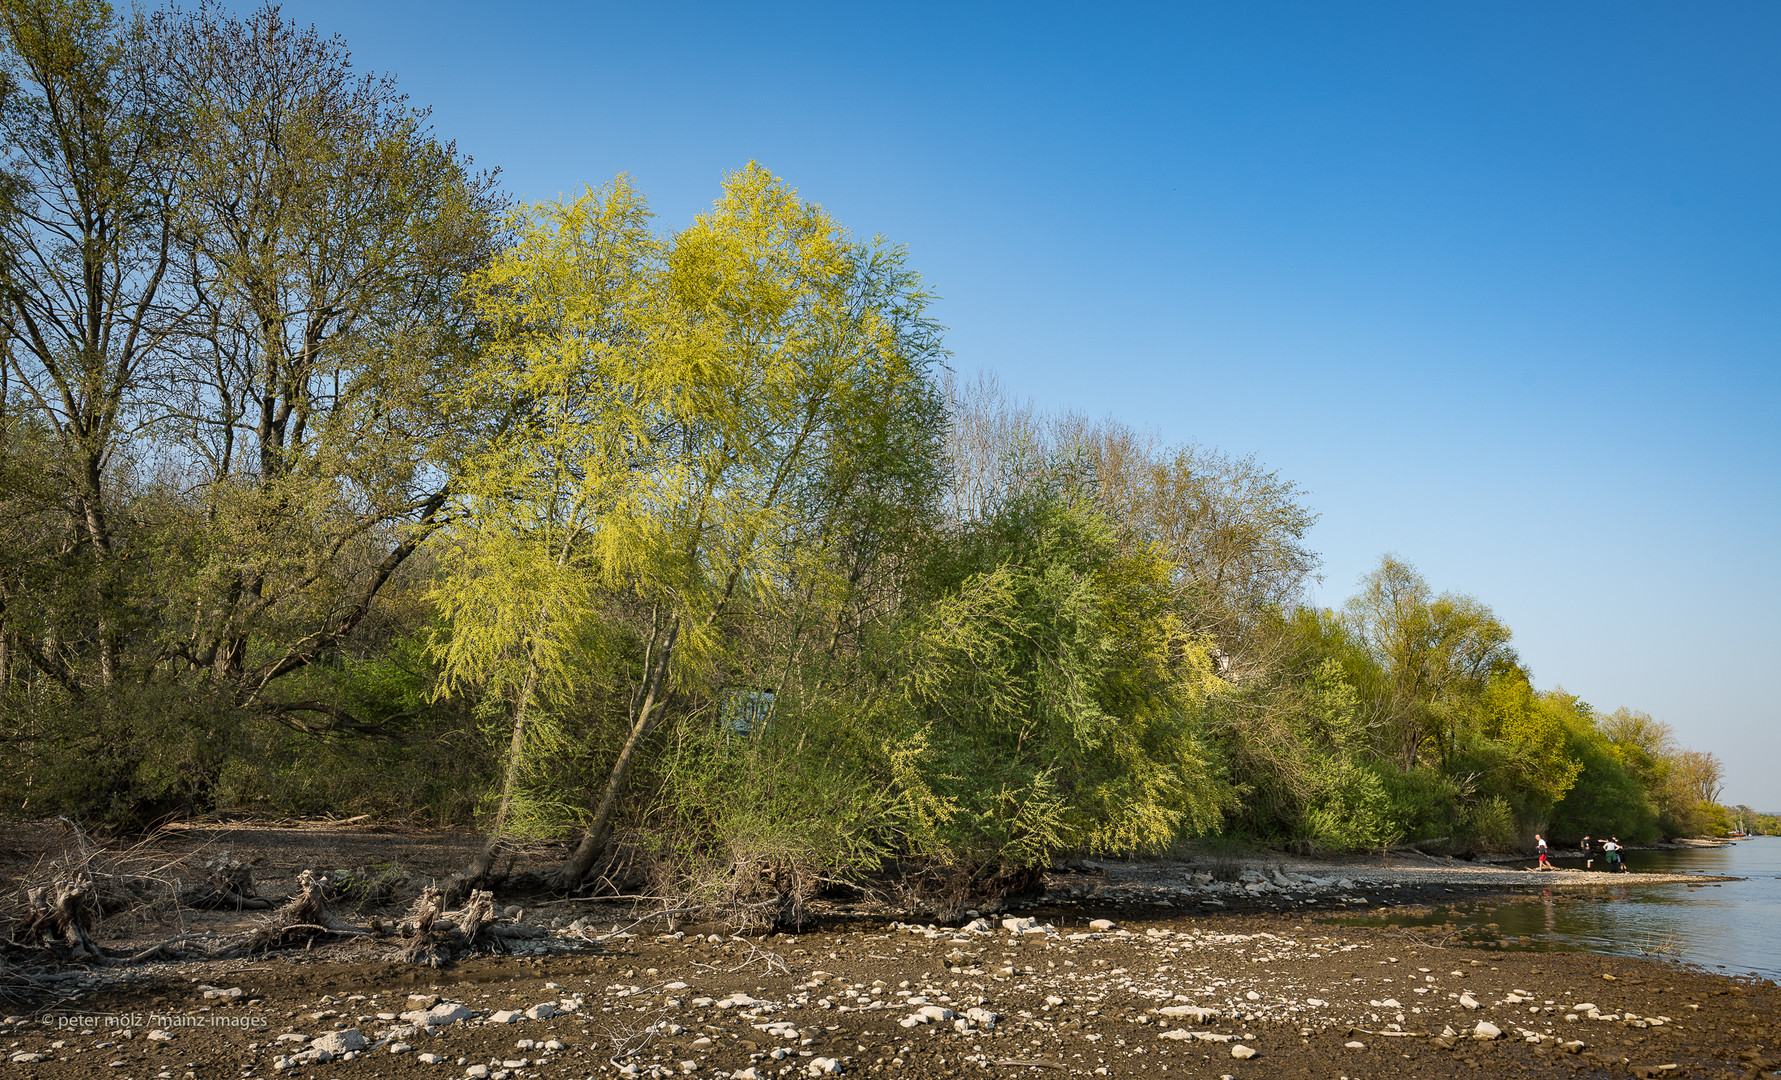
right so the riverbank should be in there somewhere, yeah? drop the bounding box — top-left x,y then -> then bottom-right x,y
1054,850 -> 1736,913
4,901 -> 1775,1079
4,823 -> 1775,1078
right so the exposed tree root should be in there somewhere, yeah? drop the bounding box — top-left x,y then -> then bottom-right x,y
178,852 -> 271,911
246,871 -> 366,952
394,887 -> 544,967
17,870 -> 104,963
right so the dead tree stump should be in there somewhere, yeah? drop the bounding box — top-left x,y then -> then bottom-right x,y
179,852 -> 270,911
21,873 -> 103,962
247,871 -> 362,952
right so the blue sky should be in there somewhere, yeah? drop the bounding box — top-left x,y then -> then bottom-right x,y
284,0 -> 1780,808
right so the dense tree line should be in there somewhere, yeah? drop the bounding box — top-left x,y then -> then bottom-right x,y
0,0 -> 1736,911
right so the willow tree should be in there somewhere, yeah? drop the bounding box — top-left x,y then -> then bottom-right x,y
437,164 -> 945,888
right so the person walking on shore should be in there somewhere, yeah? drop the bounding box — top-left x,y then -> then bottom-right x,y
1581,835 -> 1594,870
1536,833 -> 1550,869
1604,837 -> 1623,872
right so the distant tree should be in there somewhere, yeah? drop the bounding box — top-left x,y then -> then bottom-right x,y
1343,555 -> 1518,770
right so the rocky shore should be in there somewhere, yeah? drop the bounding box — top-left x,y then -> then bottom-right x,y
3,869 -> 1774,1080
1028,851 -> 1733,915
1,836 -> 1770,1079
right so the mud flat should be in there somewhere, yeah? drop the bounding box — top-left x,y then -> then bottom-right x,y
1069,851 -> 1735,910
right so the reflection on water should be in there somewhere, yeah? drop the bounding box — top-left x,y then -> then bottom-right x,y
1340,837 -> 1781,981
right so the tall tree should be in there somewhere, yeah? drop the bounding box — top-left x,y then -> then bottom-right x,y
438,164 -> 946,888
146,3 -> 499,718
1344,554 -> 1518,769
0,0 -> 181,691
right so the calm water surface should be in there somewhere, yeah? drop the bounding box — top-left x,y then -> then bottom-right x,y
1344,836 -> 1781,981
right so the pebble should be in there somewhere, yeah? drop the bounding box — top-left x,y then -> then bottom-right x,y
1473,1021 -> 1503,1040
1230,1044 -> 1257,1059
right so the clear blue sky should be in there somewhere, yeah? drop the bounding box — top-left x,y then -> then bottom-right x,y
284,0 -> 1780,809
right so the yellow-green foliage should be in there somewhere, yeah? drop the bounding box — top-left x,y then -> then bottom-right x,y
429,164 -> 947,844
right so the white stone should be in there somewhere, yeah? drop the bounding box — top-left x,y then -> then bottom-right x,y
466,1066 -> 491,1079
146,1029 -> 174,1042
1473,1021 -> 1503,1040
1459,994 -> 1480,1010
1230,1044 -> 1257,1059
389,1042 -> 412,1054
917,1005 -> 953,1021
1344,1041 -> 1366,1050
487,1010 -> 522,1024
524,1002 -> 555,1019
1159,1005 -> 1219,1021
417,1052 -> 443,1064
425,1003 -> 475,1026
310,1029 -> 366,1055
1088,918 -> 1116,931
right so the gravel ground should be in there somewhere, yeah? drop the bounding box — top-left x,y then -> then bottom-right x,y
4,895 -> 1777,1080
2,826 -> 1767,1079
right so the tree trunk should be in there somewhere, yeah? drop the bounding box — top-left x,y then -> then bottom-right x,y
550,619 -> 680,889
453,654 -> 541,903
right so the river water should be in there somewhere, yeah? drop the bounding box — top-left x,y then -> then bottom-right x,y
1344,836 -> 1781,981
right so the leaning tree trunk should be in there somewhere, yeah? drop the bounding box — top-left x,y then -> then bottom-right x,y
549,619 -> 680,890
447,656 -> 541,907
